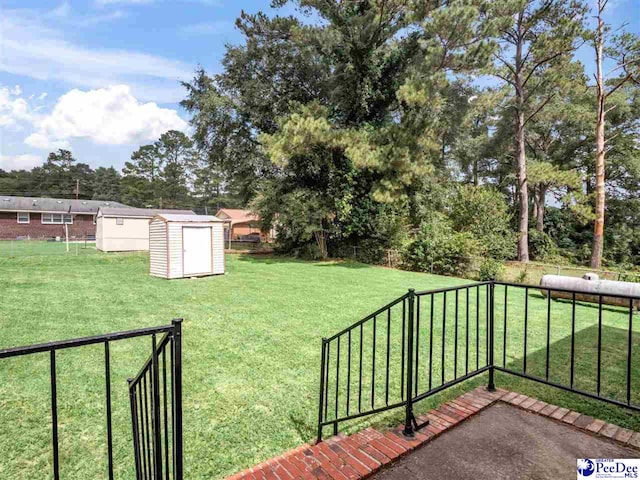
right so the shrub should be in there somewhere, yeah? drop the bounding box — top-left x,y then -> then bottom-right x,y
449,185 -> 516,260
404,213 -> 478,277
478,258 -> 504,281
528,230 -> 557,261
516,268 -> 529,284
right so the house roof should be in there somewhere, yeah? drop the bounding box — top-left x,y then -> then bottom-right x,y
153,214 -> 226,223
98,207 -> 195,218
215,208 -> 260,225
0,196 -> 129,214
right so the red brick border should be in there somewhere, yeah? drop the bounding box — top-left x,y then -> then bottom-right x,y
226,387 -> 640,480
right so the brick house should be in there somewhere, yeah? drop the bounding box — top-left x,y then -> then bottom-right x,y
0,196 -> 130,240
215,208 -> 273,242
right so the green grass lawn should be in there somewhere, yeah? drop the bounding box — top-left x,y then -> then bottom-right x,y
0,243 -> 638,479
0,239 -> 97,257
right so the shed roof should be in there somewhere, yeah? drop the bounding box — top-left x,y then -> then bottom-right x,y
99,207 -> 195,218
0,196 -> 129,214
153,214 -> 226,223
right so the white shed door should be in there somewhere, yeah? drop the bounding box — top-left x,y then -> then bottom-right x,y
183,227 -> 212,276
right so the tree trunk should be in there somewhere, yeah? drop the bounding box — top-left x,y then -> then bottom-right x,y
473,159 -> 479,186
314,230 -> 328,259
514,18 -> 529,262
536,185 -> 546,232
591,4 -> 606,269
515,110 -> 529,261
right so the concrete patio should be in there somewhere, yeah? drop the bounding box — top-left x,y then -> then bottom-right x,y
226,387 -> 640,480
371,402 -> 639,480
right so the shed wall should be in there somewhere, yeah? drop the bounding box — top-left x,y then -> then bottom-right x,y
168,223 -> 184,279
98,217 -> 152,252
96,216 -> 103,250
212,223 -> 225,274
149,220 -> 168,278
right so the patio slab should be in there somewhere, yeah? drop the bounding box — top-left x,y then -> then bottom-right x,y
370,402 -> 639,480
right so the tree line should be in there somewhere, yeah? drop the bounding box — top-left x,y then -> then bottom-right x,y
180,0 -> 639,270
0,130 -> 227,211
2,0 -> 638,271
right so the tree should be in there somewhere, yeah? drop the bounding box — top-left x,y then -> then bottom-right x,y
185,0 -> 500,257
527,161 -> 583,231
122,144 -> 163,207
589,0 -> 640,268
154,130 -> 196,208
489,0 -> 587,262
92,167 -> 122,201
122,130 -> 196,208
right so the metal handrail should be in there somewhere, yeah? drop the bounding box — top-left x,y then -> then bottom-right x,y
0,320 -> 183,480
317,280 -> 638,442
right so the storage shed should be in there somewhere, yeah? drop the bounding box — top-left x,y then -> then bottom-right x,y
96,207 -> 195,252
149,214 -> 226,279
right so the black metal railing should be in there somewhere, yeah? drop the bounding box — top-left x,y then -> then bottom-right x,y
317,281 -> 638,441
129,321 -> 183,480
0,319 -> 183,480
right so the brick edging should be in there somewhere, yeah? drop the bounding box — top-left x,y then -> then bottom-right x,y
500,390 -> 640,449
226,387 -> 639,480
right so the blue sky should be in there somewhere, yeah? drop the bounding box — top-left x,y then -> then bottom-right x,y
0,0 -> 638,173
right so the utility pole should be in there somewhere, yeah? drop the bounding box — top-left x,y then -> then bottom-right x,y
76,179 -> 79,200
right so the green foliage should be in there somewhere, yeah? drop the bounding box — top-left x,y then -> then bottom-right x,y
516,268 -> 529,284
122,130 -> 195,208
449,185 -> 516,260
528,229 -> 558,261
404,213 -> 478,276
478,258 -> 505,281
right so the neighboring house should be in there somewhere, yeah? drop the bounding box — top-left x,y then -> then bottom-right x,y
96,207 -> 195,252
215,208 -> 273,241
0,196 -> 129,240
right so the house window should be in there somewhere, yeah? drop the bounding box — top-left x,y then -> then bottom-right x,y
42,213 -> 73,224
116,217 -> 124,225
17,212 -> 30,224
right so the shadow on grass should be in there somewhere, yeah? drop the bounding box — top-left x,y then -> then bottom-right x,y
235,254 -> 371,269
527,291 -> 634,316
500,323 -> 640,430
317,324 -> 640,441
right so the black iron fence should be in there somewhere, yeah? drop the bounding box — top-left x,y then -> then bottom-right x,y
317,281 -> 638,441
0,319 -> 183,480
129,323 -> 183,480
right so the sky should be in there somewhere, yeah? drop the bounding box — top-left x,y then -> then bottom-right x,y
0,0 -> 638,174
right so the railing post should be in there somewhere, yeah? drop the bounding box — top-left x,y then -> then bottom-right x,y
487,283 -> 496,392
172,318 -> 184,480
151,334 -> 163,480
403,289 -> 415,437
317,338 -> 327,443
128,379 -> 142,480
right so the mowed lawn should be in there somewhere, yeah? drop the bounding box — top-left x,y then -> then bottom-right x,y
0,245 -> 638,479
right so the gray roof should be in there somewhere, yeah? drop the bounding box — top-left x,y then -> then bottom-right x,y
154,214 -> 226,223
99,207 -> 196,218
0,196 -> 129,214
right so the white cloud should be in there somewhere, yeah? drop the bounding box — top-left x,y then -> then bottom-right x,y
1,8 -> 192,103
38,93 -> 48,101
0,86 -> 32,127
25,85 -> 187,149
0,154 -> 42,171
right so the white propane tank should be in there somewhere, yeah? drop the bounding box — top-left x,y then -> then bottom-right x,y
540,274 -> 640,310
